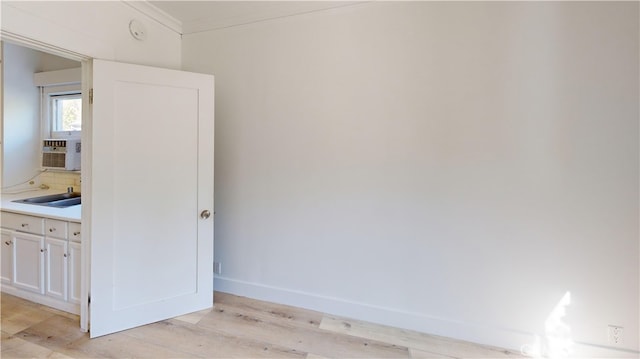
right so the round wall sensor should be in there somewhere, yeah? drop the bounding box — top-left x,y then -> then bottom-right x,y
129,20 -> 147,41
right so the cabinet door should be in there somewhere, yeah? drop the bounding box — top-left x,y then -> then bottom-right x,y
68,241 -> 81,303
1,229 -> 13,283
45,238 -> 68,300
45,219 -> 68,240
69,222 -> 81,243
13,232 -> 45,293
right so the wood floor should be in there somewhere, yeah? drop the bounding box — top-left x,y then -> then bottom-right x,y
1,291 -> 527,359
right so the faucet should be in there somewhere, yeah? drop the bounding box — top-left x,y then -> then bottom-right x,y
67,187 -> 74,194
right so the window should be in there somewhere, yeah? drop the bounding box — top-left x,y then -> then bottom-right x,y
35,67 -> 82,139
51,93 -> 82,131
41,84 -> 82,139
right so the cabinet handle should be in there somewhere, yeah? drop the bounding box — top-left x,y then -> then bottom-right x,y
49,228 -> 56,232
40,249 -> 44,253
73,231 -> 80,236
21,223 -> 28,227
63,253 -> 68,258
4,240 -> 11,245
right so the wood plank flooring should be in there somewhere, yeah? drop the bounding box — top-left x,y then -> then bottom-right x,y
1,292 -> 527,358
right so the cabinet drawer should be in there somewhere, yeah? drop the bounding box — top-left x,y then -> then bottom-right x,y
1,212 -> 45,235
69,222 -> 81,243
45,219 -> 68,239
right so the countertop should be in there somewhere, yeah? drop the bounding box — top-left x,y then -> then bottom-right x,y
1,190 -> 81,222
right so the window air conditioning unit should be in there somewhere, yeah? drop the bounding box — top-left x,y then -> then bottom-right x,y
42,139 -> 81,171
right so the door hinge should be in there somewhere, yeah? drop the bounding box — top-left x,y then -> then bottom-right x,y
89,88 -> 94,104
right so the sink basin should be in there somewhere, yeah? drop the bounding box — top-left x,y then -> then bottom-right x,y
45,197 -> 82,207
13,192 -> 81,208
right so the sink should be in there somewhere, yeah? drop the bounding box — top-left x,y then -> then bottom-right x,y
45,197 -> 81,207
13,192 -> 81,208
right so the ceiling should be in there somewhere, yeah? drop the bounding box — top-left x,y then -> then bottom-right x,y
147,1 -> 362,35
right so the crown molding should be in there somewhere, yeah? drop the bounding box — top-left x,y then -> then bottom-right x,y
123,1 -> 183,35
180,1 -> 363,34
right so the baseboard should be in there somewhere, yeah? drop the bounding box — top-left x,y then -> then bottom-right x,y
214,276 -> 530,352
214,276 -> 638,358
1,285 -> 80,315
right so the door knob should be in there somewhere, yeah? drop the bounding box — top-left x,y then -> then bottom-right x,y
200,210 -> 211,219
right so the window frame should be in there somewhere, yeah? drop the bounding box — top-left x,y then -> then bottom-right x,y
41,84 -> 82,140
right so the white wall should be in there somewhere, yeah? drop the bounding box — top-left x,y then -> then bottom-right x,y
2,43 -> 78,188
2,43 -> 40,187
183,2 -> 639,356
1,1 -> 181,69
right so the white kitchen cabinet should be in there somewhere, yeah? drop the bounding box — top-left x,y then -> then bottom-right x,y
3,212 -> 44,234
0,211 -> 81,314
69,222 -> 81,242
68,222 -> 81,304
68,241 -> 81,303
45,219 -> 69,300
45,237 -> 68,300
46,219 -> 68,239
2,212 -> 46,294
1,229 -> 13,283
2,212 -> 46,293
12,231 -> 45,294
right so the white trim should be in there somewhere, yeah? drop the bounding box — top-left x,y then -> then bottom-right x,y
79,60 -> 92,333
213,276 -> 530,351
123,1 -> 183,35
1,285 -> 80,314
214,276 -> 640,358
180,1 -> 364,34
0,31 -> 90,62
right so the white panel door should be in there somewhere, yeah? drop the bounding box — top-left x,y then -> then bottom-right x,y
90,59 -> 214,338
